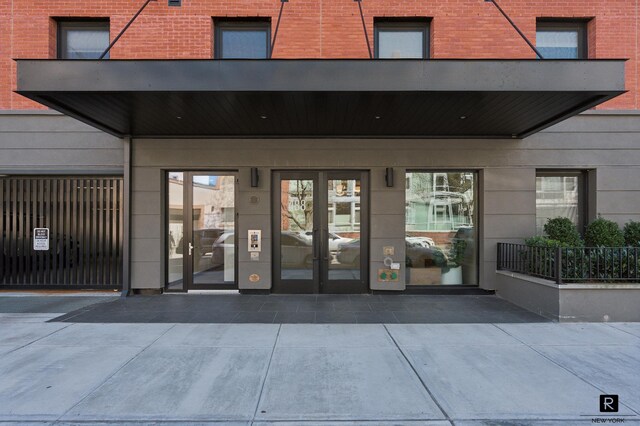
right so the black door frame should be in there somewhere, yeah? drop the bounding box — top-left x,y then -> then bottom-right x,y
165,170 -> 238,292
272,170 -> 369,294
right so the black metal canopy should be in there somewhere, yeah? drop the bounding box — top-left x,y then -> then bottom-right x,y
16,59 -> 626,139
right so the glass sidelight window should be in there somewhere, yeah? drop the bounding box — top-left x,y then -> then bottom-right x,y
166,172 -> 236,291
405,171 -> 478,286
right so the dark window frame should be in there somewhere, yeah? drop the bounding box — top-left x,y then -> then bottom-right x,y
536,169 -> 588,234
404,169 -> 480,287
163,170 -> 240,292
57,19 -> 110,60
214,20 -> 271,59
374,20 -> 430,59
536,20 -> 588,59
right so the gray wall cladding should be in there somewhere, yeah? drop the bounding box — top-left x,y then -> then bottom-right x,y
129,111 -> 640,291
0,111 -> 123,173
3,109 -> 639,291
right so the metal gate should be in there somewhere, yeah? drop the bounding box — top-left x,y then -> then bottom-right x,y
1,176 -> 123,289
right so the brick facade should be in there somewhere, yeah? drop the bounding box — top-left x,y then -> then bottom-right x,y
1,0 -> 638,110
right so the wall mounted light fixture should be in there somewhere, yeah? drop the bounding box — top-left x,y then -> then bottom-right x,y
385,167 -> 394,187
251,167 -> 260,188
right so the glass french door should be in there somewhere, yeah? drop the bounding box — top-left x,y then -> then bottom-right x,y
166,172 -> 237,291
273,171 -> 368,294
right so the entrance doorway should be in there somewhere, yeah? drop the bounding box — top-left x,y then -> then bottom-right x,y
166,172 -> 237,291
272,171 -> 369,294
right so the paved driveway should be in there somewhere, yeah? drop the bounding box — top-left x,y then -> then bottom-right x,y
0,315 -> 639,425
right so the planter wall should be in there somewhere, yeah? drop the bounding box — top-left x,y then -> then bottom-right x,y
495,270 -> 640,322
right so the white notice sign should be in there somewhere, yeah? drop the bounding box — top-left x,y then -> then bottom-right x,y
33,228 -> 49,251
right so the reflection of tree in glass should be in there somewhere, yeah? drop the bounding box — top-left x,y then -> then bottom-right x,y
282,180 -> 314,231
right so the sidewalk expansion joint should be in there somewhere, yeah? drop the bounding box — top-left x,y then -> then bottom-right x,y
251,323 -> 282,422
383,324 -> 452,423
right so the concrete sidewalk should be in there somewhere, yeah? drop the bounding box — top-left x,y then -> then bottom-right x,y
0,315 -> 639,425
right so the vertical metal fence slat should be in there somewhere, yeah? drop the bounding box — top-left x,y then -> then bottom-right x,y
91,179 -> 98,285
118,179 -> 124,286
87,179 -> 93,285
58,178 -> 65,286
618,247 -> 622,280
106,179 -> 113,286
45,179 -> 51,285
98,178 -> 105,286
70,178 -> 77,285
24,179 -> 32,284
63,179 -> 69,285
96,179 -> 102,286
78,179 -> 87,285
10,180 -> 15,283
17,179 -> 24,284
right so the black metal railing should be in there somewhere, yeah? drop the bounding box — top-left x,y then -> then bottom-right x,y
1,176 -> 123,289
497,243 -> 640,284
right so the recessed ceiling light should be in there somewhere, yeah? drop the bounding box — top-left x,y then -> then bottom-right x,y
260,115 -> 268,119
375,116 -> 381,120
459,115 -> 467,120
176,116 -> 182,119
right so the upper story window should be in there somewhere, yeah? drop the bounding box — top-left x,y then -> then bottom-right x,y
57,20 -> 110,59
536,21 -> 587,59
374,20 -> 430,59
214,21 -> 270,59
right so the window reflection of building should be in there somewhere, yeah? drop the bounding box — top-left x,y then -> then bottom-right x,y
192,175 -> 234,232
536,175 -> 580,234
167,173 -> 235,260
405,172 -> 477,286
281,179 -> 314,232
328,179 -> 360,234
406,173 -> 474,232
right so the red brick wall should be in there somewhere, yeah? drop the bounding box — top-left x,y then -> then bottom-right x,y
1,0 -> 638,110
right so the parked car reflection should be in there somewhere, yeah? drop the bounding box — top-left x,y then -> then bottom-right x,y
336,238 -> 447,267
194,228 -> 224,256
297,230 -> 353,252
281,232 -> 314,268
210,231 -> 234,269
210,231 -> 314,269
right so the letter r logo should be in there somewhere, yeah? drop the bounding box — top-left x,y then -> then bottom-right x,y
600,395 -> 619,413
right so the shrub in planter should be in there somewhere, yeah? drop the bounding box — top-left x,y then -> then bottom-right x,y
523,237 -> 589,281
523,237 -> 562,277
543,217 -> 583,247
623,221 -> 640,247
524,236 -> 562,248
585,217 -> 625,247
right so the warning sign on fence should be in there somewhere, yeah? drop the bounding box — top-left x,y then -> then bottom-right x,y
33,228 -> 49,251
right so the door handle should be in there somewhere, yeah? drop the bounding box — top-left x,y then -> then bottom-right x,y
323,229 -> 330,261
188,242 -> 194,256
312,228 -> 319,260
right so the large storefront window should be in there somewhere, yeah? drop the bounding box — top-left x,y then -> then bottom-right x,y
405,172 -> 477,285
536,171 -> 584,235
